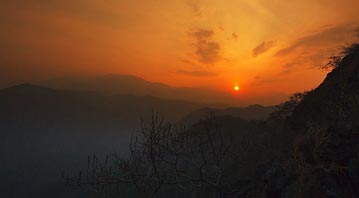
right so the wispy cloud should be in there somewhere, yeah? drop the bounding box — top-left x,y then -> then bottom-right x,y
252,41 -> 275,57
275,24 -> 354,57
186,0 -> 202,17
251,75 -> 276,86
232,32 -> 238,41
190,29 -> 221,64
176,69 -> 218,77
273,24 -> 357,75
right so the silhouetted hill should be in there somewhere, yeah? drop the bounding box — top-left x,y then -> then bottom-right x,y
181,104 -> 276,126
288,47 -> 359,197
289,49 -> 359,132
261,47 -> 359,197
0,84 -> 204,198
0,83 -> 203,128
0,83 -> 281,197
36,74 -> 239,106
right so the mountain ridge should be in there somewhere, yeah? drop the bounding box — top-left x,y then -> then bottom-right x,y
35,74 -> 244,106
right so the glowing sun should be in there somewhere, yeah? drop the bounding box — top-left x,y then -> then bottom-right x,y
234,85 -> 240,91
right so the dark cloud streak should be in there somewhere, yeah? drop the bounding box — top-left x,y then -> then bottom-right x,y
232,32 -> 238,40
186,0 -> 202,17
252,41 -> 275,57
190,29 -> 221,64
176,69 -> 218,77
275,24 -> 354,57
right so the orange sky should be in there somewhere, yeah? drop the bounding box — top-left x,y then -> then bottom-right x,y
0,0 -> 358,104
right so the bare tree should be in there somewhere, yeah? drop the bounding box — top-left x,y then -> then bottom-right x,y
322,26 -> 359,70
269,92 -> 308,121
65,113 -> 240,198
322,55 -> 342,70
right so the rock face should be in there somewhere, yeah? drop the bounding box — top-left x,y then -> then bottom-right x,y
287,49 -> 359,197
289,50 -> 359,132
254,47 -> 359,198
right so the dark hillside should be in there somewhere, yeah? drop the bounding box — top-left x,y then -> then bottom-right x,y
289,50 -> 359,132
267,47 -> 359,197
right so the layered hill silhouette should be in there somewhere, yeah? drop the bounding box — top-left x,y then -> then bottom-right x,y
0,83 -> 276,197
0,83 -> 204,128
36,74 -> 237,106
36,74 -> 283,106
181,104 -> 276,126
0,84 -> 204,197
0,84 -> 275,128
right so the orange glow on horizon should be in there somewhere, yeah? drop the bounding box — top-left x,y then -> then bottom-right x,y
0,0 -> 357,105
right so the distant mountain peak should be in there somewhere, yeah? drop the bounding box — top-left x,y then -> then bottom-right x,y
6,83 -> 52,91
0,83 -> 56,96
36,74 -> 243,106
247,104 -> 265,109
11,83 -> 45,88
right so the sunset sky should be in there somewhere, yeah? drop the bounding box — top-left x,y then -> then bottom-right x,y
1,0 -> 358,104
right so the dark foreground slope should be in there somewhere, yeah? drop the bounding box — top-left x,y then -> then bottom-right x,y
288,47 -> 359,197
263,48 -> 359,197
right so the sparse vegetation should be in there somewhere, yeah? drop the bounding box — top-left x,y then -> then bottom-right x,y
65,113 -> 251,198
269,92 -> 308,121
322,26 -> 359,70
